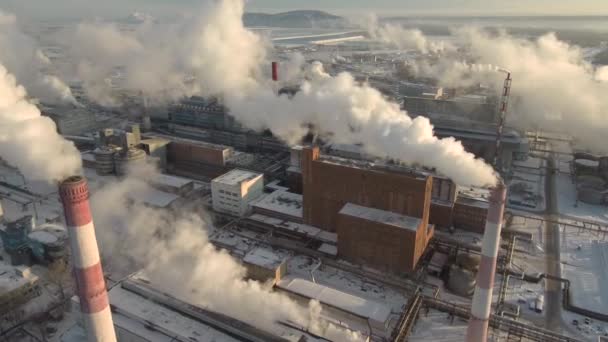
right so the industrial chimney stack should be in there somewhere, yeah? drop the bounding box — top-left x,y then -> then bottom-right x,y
59,176 -> 116,342
465,182 -> 506,342
272,61 -> 279,82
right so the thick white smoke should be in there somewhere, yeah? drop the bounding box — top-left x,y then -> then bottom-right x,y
364,15 -> 452,54
0,10 -> 78,105
383,26 -> 608,154
0,63 -> 82,181
67,0 -> 266,106
228,62 -> 497,186
68,0 -> 496,186
90,164 -> 362,341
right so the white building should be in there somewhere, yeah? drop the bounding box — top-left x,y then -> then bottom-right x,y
211,169 -> 264,216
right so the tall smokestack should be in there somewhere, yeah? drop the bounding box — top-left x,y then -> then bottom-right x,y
59,176 -> 117,342
272,61 -> 278,82
466,182 -> 506,342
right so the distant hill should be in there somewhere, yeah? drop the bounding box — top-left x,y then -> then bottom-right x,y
243,10 -> 347,28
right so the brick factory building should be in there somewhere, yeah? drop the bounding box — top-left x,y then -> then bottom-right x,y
301,146 -> 432,233
337,203 -> 434,274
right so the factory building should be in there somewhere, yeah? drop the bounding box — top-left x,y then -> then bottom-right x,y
42,107 -> 98,136
337,203 -> 433,274
451,189 -> 491,234
301,146 -> 432,233
242,247 -> 287,285
277,277 -> 392,337
0,265 -> 41,319
211,169 -> 264,217
572,153 -> 608,205
403,96 -> 529,168
251,190 -> 303,223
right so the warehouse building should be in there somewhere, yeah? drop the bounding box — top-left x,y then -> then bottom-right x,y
337,203 -> 433,274
211,169 -> 264,217
242,247 -> 287,285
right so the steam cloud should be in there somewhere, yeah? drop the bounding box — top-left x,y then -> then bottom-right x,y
91,164 -> 362,341
68,0 -> 496,186
0,10 -> 78,105
370,23 -> 608,153
0,63 -> 82,181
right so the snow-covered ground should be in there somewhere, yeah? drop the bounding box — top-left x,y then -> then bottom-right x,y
557,172 -> 608,224
509,156 -> 546,212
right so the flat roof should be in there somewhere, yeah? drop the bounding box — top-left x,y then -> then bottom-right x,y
0,262 -> 39,293
243,247 -> 285,269
109,285 -> 240,342
143,133 -> 232,151
251,191 -> 303,219
277,277 -> 392,325
456,187 -> 490,209
339,203 -> 421,231
132,188 -> 180,208
152,174 -> 194,189
212,169 -> 263,186
318,155 -> 430,181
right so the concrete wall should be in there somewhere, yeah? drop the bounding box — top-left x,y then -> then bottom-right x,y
211,175 -> 263,216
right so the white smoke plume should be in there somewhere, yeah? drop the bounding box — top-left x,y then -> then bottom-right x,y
364,15 -> 452,54
0,63 -> 82,181
398,27 -> 608,153
0,10 -> 78,105
68,0 -> 496,186
67,0 -> 266,106
90,164 -> 362,341
228,62 -> 497,186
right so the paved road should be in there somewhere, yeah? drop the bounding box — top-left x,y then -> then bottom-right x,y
544,153 -> 563,329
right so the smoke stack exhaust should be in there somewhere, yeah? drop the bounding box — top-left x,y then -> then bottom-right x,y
59,176 -> 117,342
272,61 -> 278,82
466,183 -> 506,342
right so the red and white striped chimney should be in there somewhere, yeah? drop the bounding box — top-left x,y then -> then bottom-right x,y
271,61 -> 279,82
466,182 -> 507,342
59,176 -> 116,342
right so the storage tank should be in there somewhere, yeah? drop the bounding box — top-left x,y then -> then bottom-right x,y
447,264 -> 477,297
577,185 -> 606,205
114,147 -> 147,176
27,226 -> 68,263
94,147 -> 117,175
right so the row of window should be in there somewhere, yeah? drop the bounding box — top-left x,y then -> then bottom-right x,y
219,189 -> 238,197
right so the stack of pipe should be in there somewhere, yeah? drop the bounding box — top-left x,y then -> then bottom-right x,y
59,176 -> 117,342
466,182 -> 507,342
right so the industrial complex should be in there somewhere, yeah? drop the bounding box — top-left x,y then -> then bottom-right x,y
1,11 -> 608,342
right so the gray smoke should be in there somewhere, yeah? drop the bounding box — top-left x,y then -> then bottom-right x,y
0,10 -> 78,105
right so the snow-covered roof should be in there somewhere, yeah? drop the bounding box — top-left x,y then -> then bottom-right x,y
152,174 -> 194,189
251,191 -> 303,218
212,169 -> 263,186
243,247 -> 285,269
339,203 -> 421,231
108,285 -> 240,342
317,243 -> 337,256
0,262 -> 39,293
81,152 -> 96,162
456,187 -> 490,209
134,188 -> 180,208
277,277 -> 392,325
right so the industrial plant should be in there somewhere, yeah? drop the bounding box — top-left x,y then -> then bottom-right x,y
1,3 -> 608,342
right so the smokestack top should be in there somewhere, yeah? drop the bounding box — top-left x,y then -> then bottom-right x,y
59,175 -> 91,226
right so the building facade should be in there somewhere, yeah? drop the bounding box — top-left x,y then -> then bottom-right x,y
211,169 -> 264,216
337,203 -> 433,274
301,146 -> 432,233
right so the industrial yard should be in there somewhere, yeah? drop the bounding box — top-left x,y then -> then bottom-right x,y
1,1 -> 608,342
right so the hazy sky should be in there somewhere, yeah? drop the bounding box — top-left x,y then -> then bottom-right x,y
1,0 -> 608,19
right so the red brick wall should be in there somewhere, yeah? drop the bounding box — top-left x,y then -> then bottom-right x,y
303,155 -> 431,232
337,213 -> 426,274
429,202 -> 454,228
167,142 -> 226,166
452,201 -> 488,234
